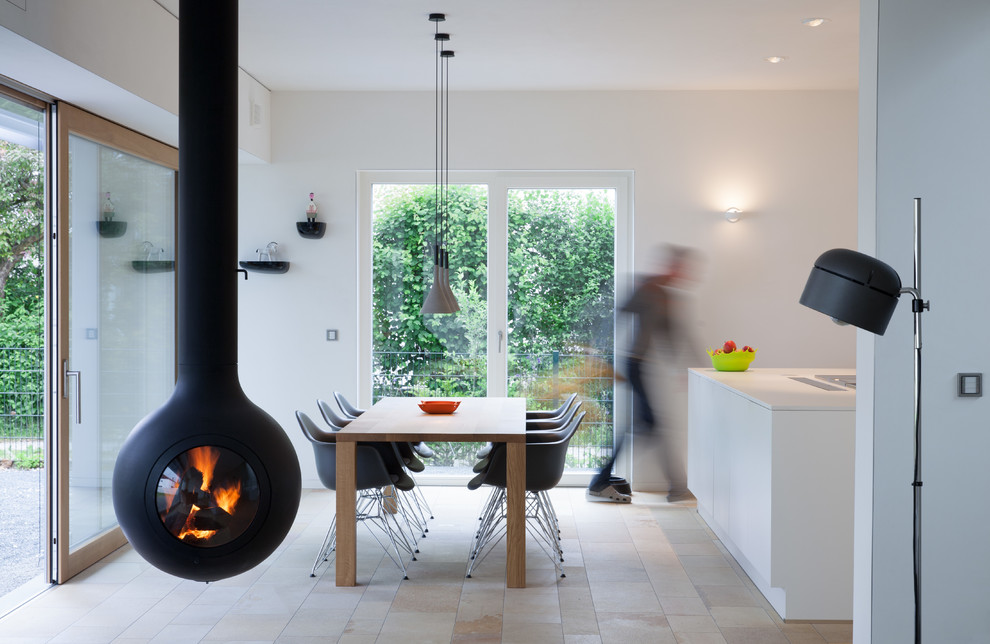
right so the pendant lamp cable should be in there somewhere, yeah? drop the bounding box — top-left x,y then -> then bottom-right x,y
433,18 -> 443,269
442,46 -> 452,267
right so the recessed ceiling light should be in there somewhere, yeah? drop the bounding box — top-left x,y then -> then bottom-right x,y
764,56 -> 787,64
802,17 -> 830,27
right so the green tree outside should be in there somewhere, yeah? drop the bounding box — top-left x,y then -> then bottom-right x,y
1,122 -> 46,455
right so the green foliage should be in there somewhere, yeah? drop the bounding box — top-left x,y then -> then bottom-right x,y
372,184 -> 489,360
0,137 -> 45,316
507,189 -> 615,355
371,185 -> 615,376
0,347 -> 43,435
1,128 -> 46,437
11,444 -> 43,469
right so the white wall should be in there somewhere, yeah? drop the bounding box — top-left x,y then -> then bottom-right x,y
236,89 -> 858,488
0,0 -> 270,161
860,1 -> 990,642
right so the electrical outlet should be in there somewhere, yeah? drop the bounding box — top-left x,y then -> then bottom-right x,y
326,329 -> 338,341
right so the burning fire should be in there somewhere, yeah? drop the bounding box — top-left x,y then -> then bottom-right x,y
188,446 -> 220,491
161,446 -> 244,543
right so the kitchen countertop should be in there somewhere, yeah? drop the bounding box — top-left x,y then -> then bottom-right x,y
688,367 -> 856,411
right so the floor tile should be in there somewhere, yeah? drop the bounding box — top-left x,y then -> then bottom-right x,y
666,614 -> 720,633
673,633 -> 728,644
719,626 -> 791,644
595,612 -> 675,644
778,623 -> 828,643
590,581 -> 661,613
709,606 -> 776,628
812,622 -> 853,643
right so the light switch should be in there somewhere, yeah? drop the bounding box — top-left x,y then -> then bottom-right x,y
958,373 -> 982,397
326,329 -> 338,341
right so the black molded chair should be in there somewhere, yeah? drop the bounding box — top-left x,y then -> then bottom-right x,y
296,410 -> 416,579
465,410 -> 585,579
318,398 -> 433,534
476,393 -> 580,460
317,397 -> 353,428
334,391 -> 435,459
472,401 -> 583,473
316,399 -> 416,490
525,392 -> 579,420
332,391 -> 365,419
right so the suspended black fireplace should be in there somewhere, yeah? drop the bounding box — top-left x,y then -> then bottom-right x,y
112,0 -> 301,582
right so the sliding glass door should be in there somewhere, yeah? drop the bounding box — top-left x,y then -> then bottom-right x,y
361,172 -> 630,478
54,104 -> 178,581
505,188 -> 616,474
0,87 -> 48,611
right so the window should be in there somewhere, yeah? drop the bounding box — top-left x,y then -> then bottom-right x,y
359,171 -> 633,482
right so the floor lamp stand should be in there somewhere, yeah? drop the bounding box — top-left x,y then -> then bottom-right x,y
900,197 -> 929,644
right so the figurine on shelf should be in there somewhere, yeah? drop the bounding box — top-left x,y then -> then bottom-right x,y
141,241 -> 164,261
257,241 -> 278,262
102,192 -> 115,221
306,192 -> 318,222
297,193 -> 326,239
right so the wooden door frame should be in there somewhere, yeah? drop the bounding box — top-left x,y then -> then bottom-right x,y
53,102 -> 178,582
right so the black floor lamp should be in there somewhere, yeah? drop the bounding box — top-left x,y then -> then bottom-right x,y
799,198 -> 929,644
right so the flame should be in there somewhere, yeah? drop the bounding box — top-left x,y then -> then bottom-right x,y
213,481 -> 241,515
187,446 -> 220,491
178,504 -> 216,541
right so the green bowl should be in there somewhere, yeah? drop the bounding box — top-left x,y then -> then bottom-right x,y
708,349 -> 756,372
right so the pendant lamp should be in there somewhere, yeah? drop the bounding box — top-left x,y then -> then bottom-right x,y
421,13 -> 459,314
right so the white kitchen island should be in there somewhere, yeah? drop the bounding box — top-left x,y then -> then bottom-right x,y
687,367 -> 855,622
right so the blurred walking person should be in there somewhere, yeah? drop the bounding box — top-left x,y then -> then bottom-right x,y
587,244 -> 699,503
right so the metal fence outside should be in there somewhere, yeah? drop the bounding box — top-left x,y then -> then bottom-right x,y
372,350 -> 615,471
0,347 -> 45,464
0,347 -> 44,465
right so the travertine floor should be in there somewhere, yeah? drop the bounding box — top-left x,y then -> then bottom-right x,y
0,486 -> 852,643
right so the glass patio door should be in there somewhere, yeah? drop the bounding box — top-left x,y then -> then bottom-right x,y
362,171 -> 630,478
0,86 -> 49,612
54,104 -> 178,582
504,187 -> 617,477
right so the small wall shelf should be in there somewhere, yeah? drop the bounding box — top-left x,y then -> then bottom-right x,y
132,260 -> 175,273
239,260 -> 289,274
98,221 -> 127,238
296,221 -> 325,239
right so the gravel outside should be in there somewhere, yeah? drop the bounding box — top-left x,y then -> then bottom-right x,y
0,467 -> 45,598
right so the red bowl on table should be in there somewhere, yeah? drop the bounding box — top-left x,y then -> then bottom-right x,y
418,400 -> 461,414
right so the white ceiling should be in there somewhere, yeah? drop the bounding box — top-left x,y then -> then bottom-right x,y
155,0 -> 859,92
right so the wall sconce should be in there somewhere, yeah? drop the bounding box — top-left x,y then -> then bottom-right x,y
724,207 -> 741,223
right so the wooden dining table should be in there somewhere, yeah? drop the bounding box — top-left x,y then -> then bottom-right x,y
333,396 -> 528,587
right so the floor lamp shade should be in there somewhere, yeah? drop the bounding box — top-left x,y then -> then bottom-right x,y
799,248 -> 902,335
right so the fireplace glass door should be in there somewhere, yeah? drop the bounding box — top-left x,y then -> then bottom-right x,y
55,104 -> 178,582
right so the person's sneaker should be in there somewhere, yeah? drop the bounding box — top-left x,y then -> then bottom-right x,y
586,485 -> 632,503
609,476 -> 632,496
666,490 -> 694,503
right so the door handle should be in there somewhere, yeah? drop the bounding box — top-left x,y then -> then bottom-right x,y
63,360 -> 81,424
498,330 -> 504,354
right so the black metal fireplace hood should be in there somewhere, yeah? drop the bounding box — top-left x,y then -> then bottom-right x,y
112,0 -> 301,582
